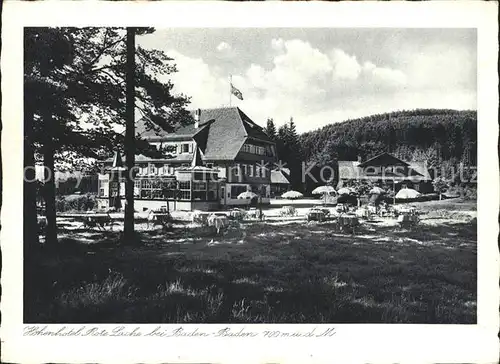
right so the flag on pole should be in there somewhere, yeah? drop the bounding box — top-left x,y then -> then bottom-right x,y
230,83 -> 244,100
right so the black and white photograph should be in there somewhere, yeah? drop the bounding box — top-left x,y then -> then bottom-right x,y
2,1 -> 499,363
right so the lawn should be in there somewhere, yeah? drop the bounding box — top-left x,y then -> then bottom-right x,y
25,199 -> 477,324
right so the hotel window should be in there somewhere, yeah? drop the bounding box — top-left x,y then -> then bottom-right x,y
140,179 -> 152,198
151,180 -> 162,199
231,185 -> 248,199
248,165 -> 254,177
242,144 -> 251,153
178,181 -> 191,200
133,179 -> 141,198
261,166 -> 267,178
194,172 -> 205,181
181,143 -> 190,154
233,165 -> 239,176
255,165 -> 261,178
161,180 -> 177,199
193,181 -> 207,200
206,163 -> 213,169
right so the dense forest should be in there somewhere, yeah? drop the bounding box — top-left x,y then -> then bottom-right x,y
299,109 -> 477,167
267,109 -> 477,192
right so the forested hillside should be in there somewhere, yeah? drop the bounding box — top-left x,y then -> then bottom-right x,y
299,109 -> 477,168
265,109 -> 477,192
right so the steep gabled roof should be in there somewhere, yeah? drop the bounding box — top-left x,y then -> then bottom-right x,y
338,157 -> 431,181
238,108 -> 272,142
271,169 -> 291,185
132,107 -> 272,162
408,161 -> 431,180
358,152 -> 409,167
135,117 -> 210,141
195,107 -> 247,160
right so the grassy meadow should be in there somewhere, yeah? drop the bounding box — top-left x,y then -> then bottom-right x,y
25,199 -> 477,324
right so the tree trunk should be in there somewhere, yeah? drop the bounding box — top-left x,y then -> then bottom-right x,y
24,109 -> 40,250
43,136 -> 57,246
123,27 -> 136,243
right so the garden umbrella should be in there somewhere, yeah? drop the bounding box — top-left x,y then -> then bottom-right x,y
369,186 -> 385,195
395,188 -> 421,200
281,190 -> 304,199
312,186 -> 336,195
312,185 -> 336,204
237,191 -> 258,200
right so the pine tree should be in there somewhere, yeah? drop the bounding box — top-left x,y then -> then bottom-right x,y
24,27 -> 192,247
265,118 -> 277,140
123,27 -> 136,243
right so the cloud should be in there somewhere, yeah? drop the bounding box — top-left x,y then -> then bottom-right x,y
161,50 -> 227,108
271,38 -> 284,51
216,41 -> 231,53
331,49 -> 361,80
405,47 -> 475,90
268,39 -> 332,96
362,61 -> 407,87
144,36 -> 473,134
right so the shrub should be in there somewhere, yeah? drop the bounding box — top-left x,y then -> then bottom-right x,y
58,272 -> 134,309
55,193 -> 96,212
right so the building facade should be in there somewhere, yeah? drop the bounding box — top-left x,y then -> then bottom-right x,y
270,167 -> 291,197
337,152 -> 433,193
97,107 -> 281,211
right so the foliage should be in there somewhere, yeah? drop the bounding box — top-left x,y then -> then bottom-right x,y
345,180 -> 374,196
299,109 -> 477,173
25,206 -> 477,323
272,117 -> 305,191
432,177 -> 449,197
55,193 -> 96,212
265,118 -> 277,140
25,27 -> 193,163
24,27 -> 193,245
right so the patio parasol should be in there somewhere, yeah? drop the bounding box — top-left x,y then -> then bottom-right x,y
395,188 -> 421,200
281,190 -> 304,199
312,185 -> 336,195
312,185 -> 336,204
237,191 -> 258,200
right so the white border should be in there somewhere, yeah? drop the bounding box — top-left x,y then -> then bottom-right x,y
2,1 -> 499,363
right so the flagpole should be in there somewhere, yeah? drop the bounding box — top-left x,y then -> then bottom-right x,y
229,74 -> 232,107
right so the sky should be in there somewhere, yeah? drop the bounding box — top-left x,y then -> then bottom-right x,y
137,28 -> 477,134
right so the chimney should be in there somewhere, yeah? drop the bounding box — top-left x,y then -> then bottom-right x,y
194,108 -> 201,128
